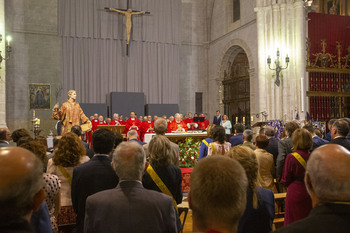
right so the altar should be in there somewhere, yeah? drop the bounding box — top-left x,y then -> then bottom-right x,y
143,132 -> 207,143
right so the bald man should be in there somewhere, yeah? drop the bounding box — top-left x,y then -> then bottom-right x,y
275,144 -> 350,233
0,147 -> 46,232
0,128 -> 11,147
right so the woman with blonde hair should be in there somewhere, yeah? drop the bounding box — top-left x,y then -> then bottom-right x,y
198,124 -> 215,160
207,125 -> 231,156
142,135 -> 182,205
282,128 -> 313,225
227,146 -> 275,233
47,132 -> 89,226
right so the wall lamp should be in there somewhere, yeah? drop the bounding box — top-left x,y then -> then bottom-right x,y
0,34 -> 12,69
267,48 -> 289,87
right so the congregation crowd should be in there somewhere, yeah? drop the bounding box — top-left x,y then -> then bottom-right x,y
0,109 -> 350,233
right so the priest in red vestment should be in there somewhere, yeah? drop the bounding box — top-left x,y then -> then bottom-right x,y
124,112 -> 141,135
141,115 -> 154,141
110,113 -> 121,125
97,115 -> 107,126
168,113 -> 188,133
91,113 -> 99,132
119,115 -> 126,125
198,113 -> 210,130
184,112 -> 198,130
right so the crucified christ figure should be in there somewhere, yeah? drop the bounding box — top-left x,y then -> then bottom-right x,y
106,8 -> 145,45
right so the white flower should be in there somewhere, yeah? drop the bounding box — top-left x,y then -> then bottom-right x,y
191,156 -> 194,160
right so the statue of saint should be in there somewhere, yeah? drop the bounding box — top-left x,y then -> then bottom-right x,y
107,8 -> 146,45
51,90 -> 90,135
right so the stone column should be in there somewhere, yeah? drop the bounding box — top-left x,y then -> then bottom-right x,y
0,0 -> 6,128
294,0 -> 307,120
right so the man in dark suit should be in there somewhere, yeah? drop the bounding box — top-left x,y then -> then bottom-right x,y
71,128 -> 119,233
274,144 -> 350,233
84,141 -> 179,233
303,125 -> 328,151
276,121 -> 299,180
328,119 -> 350,151
229,123 -> 244,147
264,126 -> 279,172
0,128 -> 11,147
212,110 -> 222,126
127,129 -> 146,146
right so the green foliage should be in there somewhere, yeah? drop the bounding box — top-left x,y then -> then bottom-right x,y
178,137 -> 201,168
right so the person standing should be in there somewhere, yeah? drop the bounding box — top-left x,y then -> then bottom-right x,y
213,110 -> 222,126
221,114 -> 232,141
51,90 -> 90,135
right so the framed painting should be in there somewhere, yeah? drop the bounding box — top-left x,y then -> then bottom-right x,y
29,83 -> 51,110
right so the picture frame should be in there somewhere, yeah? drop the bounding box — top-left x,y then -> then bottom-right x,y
29,83 -> 51,110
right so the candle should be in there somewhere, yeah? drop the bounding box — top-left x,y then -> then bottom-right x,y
236,117 -> 238,123
243,117 -> 245,124
251,116 -> 253,122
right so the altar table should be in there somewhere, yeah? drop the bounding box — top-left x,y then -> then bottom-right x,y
144,132 -> 207,143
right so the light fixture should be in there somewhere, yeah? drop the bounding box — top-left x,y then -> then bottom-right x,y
267,48 -> 289,87
0,35 -> 12,69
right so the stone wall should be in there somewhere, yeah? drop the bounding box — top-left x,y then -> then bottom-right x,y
5,0 -> 61,136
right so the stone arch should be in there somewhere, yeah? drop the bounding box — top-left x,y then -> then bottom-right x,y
216,39 -> 254,78
215,39 -> 255,124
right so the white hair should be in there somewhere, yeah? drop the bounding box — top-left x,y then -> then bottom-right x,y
112,141 -> 146,180
127,130 -> 138,139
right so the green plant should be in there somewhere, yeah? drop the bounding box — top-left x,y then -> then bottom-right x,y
178,137 -> 201,168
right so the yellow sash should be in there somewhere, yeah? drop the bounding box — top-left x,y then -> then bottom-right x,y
209,143 -> 217,155
58,165 -> 72,185
202,139 -> 209,147
146,164 -> 178,212
291,152 -> 306,170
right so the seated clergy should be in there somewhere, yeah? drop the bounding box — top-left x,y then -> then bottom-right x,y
168,113 -> 188,133
84,142 -> 179,233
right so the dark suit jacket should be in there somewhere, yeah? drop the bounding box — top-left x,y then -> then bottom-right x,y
312,136 -> 328,151
84,181 -> 179,233
265,137 -> 279,167
325,131 -> 331,141
230,133 -> 243,147
276,137 -> 293,178
130,138 -> 146,146
71,155 -> 119,233
328,137 -> 350,151
274,203 -> 350,233
142,163 -> 183,204
213,115 -> 222,126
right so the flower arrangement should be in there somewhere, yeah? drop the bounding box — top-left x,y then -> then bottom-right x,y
178,137 -> 201,168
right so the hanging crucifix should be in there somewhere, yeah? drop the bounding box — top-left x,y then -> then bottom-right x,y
105,0 -> 150,56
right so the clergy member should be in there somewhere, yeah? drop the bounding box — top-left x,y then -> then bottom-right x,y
168,113 -> 188,133
184,112 -> 198,130
124,111 -> 141,135
141,115 -> 154,141
98,115 -> 107,126
91,113 -> 99,132
119,115 -> 126,125
198,113 -> 210,130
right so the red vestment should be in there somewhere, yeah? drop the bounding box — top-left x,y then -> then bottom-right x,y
184,118 -> 198,130
91,119 -> 99,132
198,118 -> 209,130
168,120 -> 188,133
118,120 -> 126,125
110,120 -> 120,125
124,118 -> 141,134
141,121 -> 154,141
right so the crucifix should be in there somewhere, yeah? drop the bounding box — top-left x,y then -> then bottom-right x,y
105,0 -> 150,56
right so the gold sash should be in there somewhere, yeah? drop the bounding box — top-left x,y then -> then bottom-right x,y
291,152 -> 306,170
209,143 -> 217,155
146,164 -> 178,212
202,139 -> 209,147
58,165 -> 72,185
